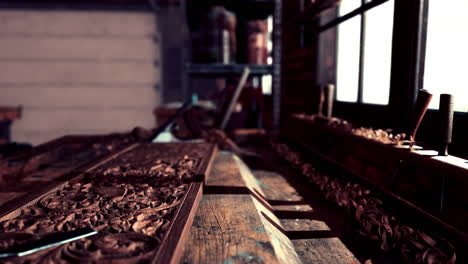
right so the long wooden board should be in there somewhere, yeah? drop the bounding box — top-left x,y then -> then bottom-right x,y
182,151 -> 303,264
253,170 -> 359,264
181,194 -> 286,264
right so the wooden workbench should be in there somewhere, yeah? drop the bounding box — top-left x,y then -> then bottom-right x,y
181,151 -> 358,264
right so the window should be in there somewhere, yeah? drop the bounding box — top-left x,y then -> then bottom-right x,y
314,0 -> 467,158
335,0 -> 394,105
424,0 -> 468,113
336,15 -> 361,102
362,1 -> 394,104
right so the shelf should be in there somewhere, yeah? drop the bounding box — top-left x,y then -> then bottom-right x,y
199,0 -> 274,7
187,63 -> 273,76
187,0 -> 274,20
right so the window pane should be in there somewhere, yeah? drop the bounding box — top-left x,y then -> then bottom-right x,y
339,0 -> 361,16
424,1 -> 468,112
336,15 -> 361,102
362,0 -> 394,105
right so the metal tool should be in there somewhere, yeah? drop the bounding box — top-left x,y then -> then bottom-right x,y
0,227 -> 97,259
219,67 -> 251,130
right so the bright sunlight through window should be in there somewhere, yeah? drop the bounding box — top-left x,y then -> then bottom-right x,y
336,0 -> 394,105
424,0 -> 468,112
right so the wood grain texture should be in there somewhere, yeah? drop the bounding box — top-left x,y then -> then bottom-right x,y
0,9 -> 161,145
154,183 -> 204,264
0,86 -> 159,108
0,141 -> 211,263
253,170 -> 303,202
0,61 -> 159,84
181,194 -> 282,264
205,152 -> 268,198
0,192 -> 25,207
233,155 -> 267,198
0,142 -> 139,220
204,152 -> 247,188
12,109 -> 155,145
280,219 -> 331,232
292,239 -> 358,264
183,151 -> 303,264
253,169 -> 359,264
195,144 -> 218,184
0,37 -> 159,60
0,10 -> 157,36
252,199 -> 303,264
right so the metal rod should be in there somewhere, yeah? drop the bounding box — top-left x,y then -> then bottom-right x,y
357,0 -> 366,104
150,98 -> 193,141
219,67 -> 251,130
272,0 -> 282,129
319,0 -> 389,32
0,228 -> 97,259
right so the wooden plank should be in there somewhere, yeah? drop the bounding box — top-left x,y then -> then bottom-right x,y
0,192 -> 25,207
12,129 -> 141,148
292,239 -> 358,264
258,209 -> 303,264
253,170 -> 304,202
232,155 -> 267,198
205,152 -> 247,188
0,61 -> 159,84
12,109 -> 155,145
183,151 -> 302,264
280,219 -> 331,232
252,169 -> 359,264
0,86 -> 160,108
0,37 -> 159,60
195,144 -> 218,184
273,205 -> 314,212
181,194 -> 283,264
154,182 -> 204,264
0,10 -> 157,37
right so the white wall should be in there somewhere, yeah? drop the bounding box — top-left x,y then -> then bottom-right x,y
0,9 -> 161,145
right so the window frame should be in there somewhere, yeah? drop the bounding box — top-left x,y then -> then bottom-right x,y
317,0 -> 468,158
324,0 -> 393,105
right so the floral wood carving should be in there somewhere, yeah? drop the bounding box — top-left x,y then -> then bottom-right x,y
272,141 -> 456,264
0,143 -> 213,263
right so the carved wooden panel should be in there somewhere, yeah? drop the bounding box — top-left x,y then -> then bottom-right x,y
0,142 -> 215,263
0,134 -> 136,184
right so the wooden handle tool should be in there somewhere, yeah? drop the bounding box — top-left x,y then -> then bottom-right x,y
438,94 -> 454,156
323,84 -> 335,118
407,89 -> 433,141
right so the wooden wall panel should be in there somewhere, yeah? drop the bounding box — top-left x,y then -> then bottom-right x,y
12,109 -> 154,143
0,38 -> 159,60
0,86 -> 158,108
0,9 -> 161,145
0,61 -> 159,84
15,109 -> 154,132
0,10 -> 156,36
